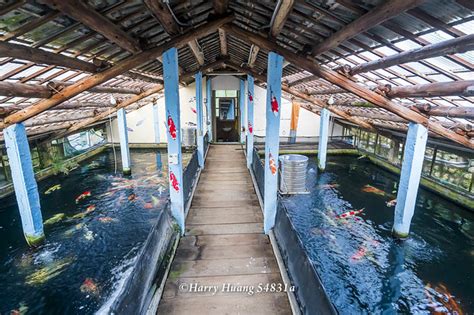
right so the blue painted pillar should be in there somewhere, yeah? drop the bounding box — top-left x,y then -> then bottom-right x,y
117,108 -> 131,175
206,77 -> 213,142
263,52 -> 284,234
392,123 -> 428,238
246,75 -> 255,168
4,123 -> 44,246
317,108 -> 330,171
163,47 -> 185,234
239,79 -> 246,143
195,72 -> 205,168
152,101 -> 161,144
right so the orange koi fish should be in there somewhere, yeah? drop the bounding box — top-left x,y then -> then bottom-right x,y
75,191 -> 91,204
128,194 -> 136,201
80,278 -> 99,296
170,171 -> 180,192
350,247 -> 367,261
144,202 -> 153,209
271,95 -> 279,116
361,185 -> 386,196
425,283 -> 463,315
85,205 -> 96,213
269,153 -> 277,175
335,208 -> 364,220
167,114 -> 177,140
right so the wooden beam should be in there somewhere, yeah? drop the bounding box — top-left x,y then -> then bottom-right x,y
289,75 -> 317,87
312,0 -> 426,56
42,0 -> 141,53
23,109 -> 103,127
49,81 -> 143,95
223,25 -> 473,148
1,15 -> 233,128
379,80 -> 474,98
270,0 -> 295,38
144,0 -> 180,35
188,39 -> 205,65
456,0 -> 474,10
218,28 -> 228,56
350,34 -> 474,75
247,44 -> 260,68
213,0 -> 229,16
225,61 -> 376,131
414,104 -> 474,119
310,87 -> 346,95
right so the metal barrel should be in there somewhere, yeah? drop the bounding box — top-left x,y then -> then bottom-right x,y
279,154 -> 308,193
182,127 -> 196,147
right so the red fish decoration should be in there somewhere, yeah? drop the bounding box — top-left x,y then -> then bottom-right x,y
269,153 -> 277,175
248,92 -> 253,102
335,208 -> 364,220
75,191 -> 91,204
167,114 -> 177,140
271,95 -> 279,116
170,171 -> 180,192
248,122 -> 253,134
191,107 -> 197,114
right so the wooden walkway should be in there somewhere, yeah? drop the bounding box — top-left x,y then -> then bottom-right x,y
158,144 -> 292,314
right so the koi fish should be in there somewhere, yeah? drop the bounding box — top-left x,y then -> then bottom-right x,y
350,246 -> 367,261
44,213 -> 65,226
63,223 -> 84,237
98,217 -> 116,223
45,184 -> 61,195
25,257 -> 74,285
386,199 -> 397,207
10,302 -> 28,315
191,107 -> 197,114
318,183 -> 339,189
85,205 -> 96,213
170,171 -> 179,192
128,194 -> 137,201
80,278 -> 100,296
425,283 -> 464,315
335,208 -> 364,220
269,153 -> 277,175
248,122 -> 253,134
271,96 -> 279,116
248,92 -> 253,102
361,185 -> 386,196
144,202 -> 153,209
167,114 -> 177,140
75,191 -> 91,204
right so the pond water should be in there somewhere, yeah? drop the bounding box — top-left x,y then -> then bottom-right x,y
281,155 -> 474,314
0,148 -> 188,314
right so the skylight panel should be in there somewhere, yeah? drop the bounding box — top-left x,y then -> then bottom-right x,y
374,46 -> 397,56
394,40 -> 421,51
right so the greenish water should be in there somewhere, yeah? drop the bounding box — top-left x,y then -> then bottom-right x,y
282,156 -> 474,314
0,149 -> 187,314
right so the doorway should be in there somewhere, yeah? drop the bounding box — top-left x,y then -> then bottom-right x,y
214,90 -> 240,142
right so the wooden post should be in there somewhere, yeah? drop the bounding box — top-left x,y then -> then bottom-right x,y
263,52 -> 284,233
239,79 -> 246,143
195,71 -> 205,168
392,123 -> 428,238
117,108 -> 131,175
246,75 -> 255,168
318,108 -> 330,171
163,48 -> 185,234
4,123 -> 44,246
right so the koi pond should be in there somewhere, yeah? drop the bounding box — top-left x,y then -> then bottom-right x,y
281,155 -> 474,314
0,148 -> 190,314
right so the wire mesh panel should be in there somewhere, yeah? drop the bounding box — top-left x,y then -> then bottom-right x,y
251,148 -> 265,199
182,150 -> 199,208
203,132 -> 209,155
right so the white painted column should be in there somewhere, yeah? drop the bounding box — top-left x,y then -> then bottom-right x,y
4,123 -> 44,246
246,75 -> 255,168
195,71 -> 205,168
392,122 -> 428,238
239,79 -> 246,143
152,100 -> 161,144
317,108 -> 330,171
117,108 -> 131,175
206,77 -> 213,142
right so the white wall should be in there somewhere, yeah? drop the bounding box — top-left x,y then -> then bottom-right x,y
107,75 -> 342,143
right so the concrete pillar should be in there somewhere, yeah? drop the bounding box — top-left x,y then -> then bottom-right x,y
4,123 -> 44,246
163,47 -> 185,234
239,79 -> 246,143
263,52 -> 283,234
206,77 -> 213,142
392,123 -> 428,238
246,75 -> 255,168
117,108 -> 131,175
195,72 -> 205,168
317,108 -> 330,171
152,101 -> 161,144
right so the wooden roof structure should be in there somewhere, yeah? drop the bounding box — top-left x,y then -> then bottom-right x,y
0,0 -> 473,148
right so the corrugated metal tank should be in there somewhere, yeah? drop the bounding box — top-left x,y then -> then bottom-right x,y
182,127 -> 196,147
279,154 -> 308,194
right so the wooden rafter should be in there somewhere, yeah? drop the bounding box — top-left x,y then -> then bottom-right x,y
270,0 -> 295,38
223,25 -> 474,148
41,0 -> 141,53
218,28 -> 228,56
188,39 -> 205,66
378,80 -> 474,98
311,0 -> 426,56
214,0 -> 229,16
1,15 -> 233,128
144,0 -> 180,35
247,45 -> 260,68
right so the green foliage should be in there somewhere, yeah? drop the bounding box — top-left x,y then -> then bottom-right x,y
49,152 -> 79,176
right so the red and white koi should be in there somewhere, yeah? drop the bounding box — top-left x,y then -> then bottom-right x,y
269,153 -> 277,175
85,205 -> 96,213
248,122 -> 253,134
270,95 -> 279,116
75,191 -> 91,204
335,208 -> 364,220
170,171 -> 180,192
167,114 -> 177,140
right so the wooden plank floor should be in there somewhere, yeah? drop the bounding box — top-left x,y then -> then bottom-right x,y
158,144 -> 292,314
